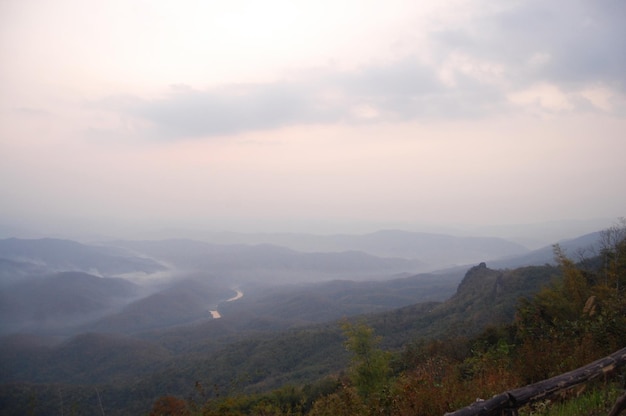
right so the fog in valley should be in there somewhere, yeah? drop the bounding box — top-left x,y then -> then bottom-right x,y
0,225 -> 613,337
1,0 -> 625,414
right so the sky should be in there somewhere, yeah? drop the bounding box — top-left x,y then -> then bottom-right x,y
1,0 -> 625,239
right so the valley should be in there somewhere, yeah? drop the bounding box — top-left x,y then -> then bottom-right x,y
0,227 -> 621,415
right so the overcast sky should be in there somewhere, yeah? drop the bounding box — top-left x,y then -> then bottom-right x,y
1,0 -> 625,238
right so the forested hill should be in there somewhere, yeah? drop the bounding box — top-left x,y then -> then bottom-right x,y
0,261 -> 560,415
0,271 -> 140,334
365,262 -> 559,346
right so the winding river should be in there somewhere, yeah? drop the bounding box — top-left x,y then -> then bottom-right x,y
209,288 -> 243,319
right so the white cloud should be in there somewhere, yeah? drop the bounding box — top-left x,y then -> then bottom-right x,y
508,83 -> 574,112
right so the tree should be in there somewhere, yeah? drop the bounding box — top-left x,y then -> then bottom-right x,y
598,218 -> 626,291
341,321 -> 391,401
514,221 -> 626,380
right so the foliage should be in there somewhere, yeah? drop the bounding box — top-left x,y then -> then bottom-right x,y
149,395 -> 190,416
519,382 -> 624,416
514,222 -> 626,382
341,321 -> 392,401
307,385 -> 365,416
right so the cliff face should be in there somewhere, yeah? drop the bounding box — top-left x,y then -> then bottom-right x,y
454,262 -> 504,301
421,262 -> 558,337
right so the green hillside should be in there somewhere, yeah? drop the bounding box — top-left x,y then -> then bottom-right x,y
0,263 -> 558,414
1,224 -> 624,415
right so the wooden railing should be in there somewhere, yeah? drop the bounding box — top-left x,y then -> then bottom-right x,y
444,347 -> 626,416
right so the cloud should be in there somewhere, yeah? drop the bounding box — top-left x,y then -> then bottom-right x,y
508,83 -> 574,112
95,82 -> 347,139
95,59 -> 507,139
433,0 -> 626,89
541,2 -> 626,88
139,83 -> 326,137
91,0 -> 625,140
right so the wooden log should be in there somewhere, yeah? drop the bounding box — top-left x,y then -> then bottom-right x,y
507,347 -> 626,407
443,393 -> 511,416
445,347 -> 626,416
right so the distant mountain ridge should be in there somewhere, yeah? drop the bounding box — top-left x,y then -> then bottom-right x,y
0,230 -> 606,337
489,231 -> 603,269
0,231 -> 550,287
107,239 -> 426,281
111,230 -> 530,272
0,238 -> 166,284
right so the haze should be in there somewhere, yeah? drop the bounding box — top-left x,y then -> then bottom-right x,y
1,0 -> 625,240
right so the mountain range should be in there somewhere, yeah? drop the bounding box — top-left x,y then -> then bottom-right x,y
0,230 -> 604,337
0,226 -> 613,415
0,260 -> 560,415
